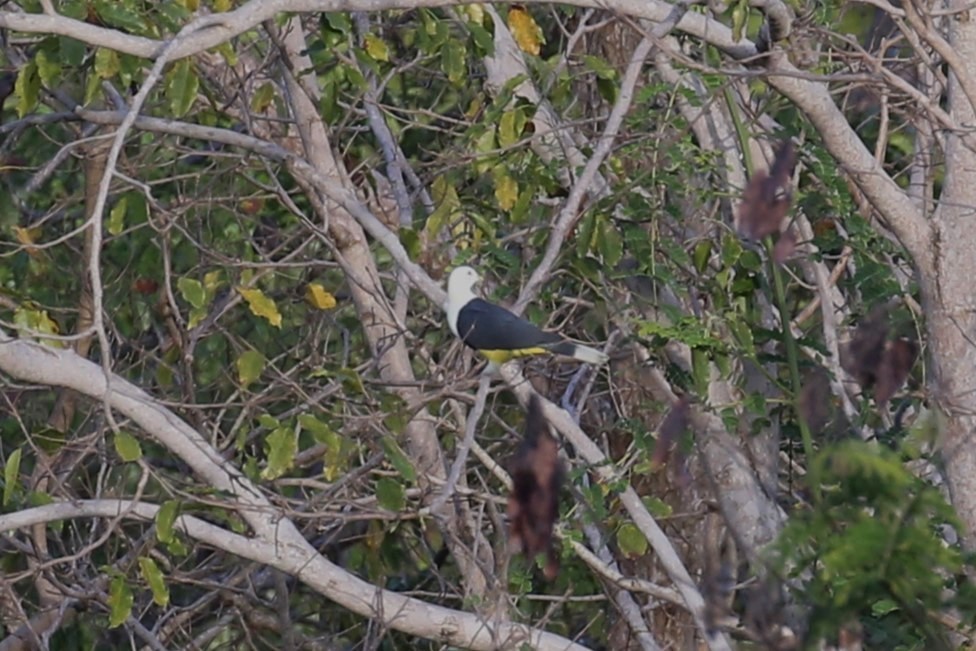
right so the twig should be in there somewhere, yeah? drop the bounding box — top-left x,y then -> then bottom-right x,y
497,363 -> 734,651
430,372 -> 493,514
513,34 -> 657,315
81,14 -> 226,429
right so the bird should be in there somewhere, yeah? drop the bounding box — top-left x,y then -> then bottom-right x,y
444,266 -> 609,367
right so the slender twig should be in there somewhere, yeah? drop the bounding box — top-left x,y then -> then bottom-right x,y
430,372 -> 493,514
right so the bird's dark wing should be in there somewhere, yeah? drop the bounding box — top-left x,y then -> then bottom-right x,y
455,298 -> 561,351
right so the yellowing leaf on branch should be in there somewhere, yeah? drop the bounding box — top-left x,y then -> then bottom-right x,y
237,287 -> 282,328
466,3 -> 485,23
508,7 -> 543,56
13,225 -> 41,257
13,305 -> 62,347
236,350 -> 265,388
364,34 -> 390,62
493,169 -> 518,211
305,283 -> 337,310
94,48 -> 120,80
262,426 -> 297,480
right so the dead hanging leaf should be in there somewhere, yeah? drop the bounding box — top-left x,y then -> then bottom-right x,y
798,368 -> 832,434
841,306 -> 917,405
508,6 -> 543,56
874,338 -> 918,405
507,394 -> 563,580
651,395 -> 690,471
736,140 -> 796,241
772,228 -> 798,265
841,306 -> 890,389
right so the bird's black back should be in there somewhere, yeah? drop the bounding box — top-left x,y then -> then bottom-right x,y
455,298 -> 561,350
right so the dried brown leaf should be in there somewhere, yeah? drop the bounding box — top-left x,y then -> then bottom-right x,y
652,395 -> 690,471
736,140 -> 796,241
798,368 -> 832,434
507,395 -> 563,580
874,338 -> 918,405
772,228 -> 798,265
841,307 -> 917,405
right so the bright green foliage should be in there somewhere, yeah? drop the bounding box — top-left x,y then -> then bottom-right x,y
138,557 -> 170,607
775,441 -> 973,647
113,431 -> 143,462
107,575 -> 133,628
3,448 -> 21,507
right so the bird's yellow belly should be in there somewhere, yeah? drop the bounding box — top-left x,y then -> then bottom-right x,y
480,347 -> 548,364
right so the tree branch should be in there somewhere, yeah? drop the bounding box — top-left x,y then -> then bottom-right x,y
0,498 -> 589,650
0,334 -> 589,651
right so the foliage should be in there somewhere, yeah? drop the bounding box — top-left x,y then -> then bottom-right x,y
0,0 -> 970,649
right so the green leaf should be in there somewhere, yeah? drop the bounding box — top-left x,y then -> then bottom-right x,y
250,82 -> 275,114
236,350 -> 265,388
177,277 -> 206,309
4,448 -> 22,507
167,59 -> 199,118
692,240 -> 711,273
138,557 -> 170,607
108,197 -> 127,236
582,55 -> 617,80
60,37 -> 86,67
299,414 -> 346,481
156,500 -> 179,543
597,220 -> 624,267
498,110 -> 519,148
34,50 -> 61,87
641,496 -> 673,518
441,39 -> 466,85
237,287 -> 283,328
616,523 -> 648,558
871,598 -> 899,616
262,427 -> 296,480
732,4 -> 747,42
14,61 -> 40,118
114,431 -> 142,462
364,34 -> 390,62
94,48 -> 120,79
108,575 -> 133,628
94,0 -> 147,34
380,436 -> 417,483
376,477 -> 405,512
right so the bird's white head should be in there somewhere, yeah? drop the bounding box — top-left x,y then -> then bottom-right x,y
447,266 -> 481,304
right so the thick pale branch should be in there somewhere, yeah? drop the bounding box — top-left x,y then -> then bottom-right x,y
0,334 -> 587,651
0,499 -> 589,651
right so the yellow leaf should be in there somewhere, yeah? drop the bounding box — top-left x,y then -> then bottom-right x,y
237,287 -> 282,328
213,0 -> 232,11
364,34 -> 390,62
494,172 -> 518,211
13,225 -> 42,257
306,283 -> 337,310
508,7 -> 543,56
466,3 -> 485,23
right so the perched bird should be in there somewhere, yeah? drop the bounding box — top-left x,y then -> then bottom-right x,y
444,266 -> 609,367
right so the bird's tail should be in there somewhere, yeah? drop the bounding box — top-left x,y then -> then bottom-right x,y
546,341 -> 609,365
